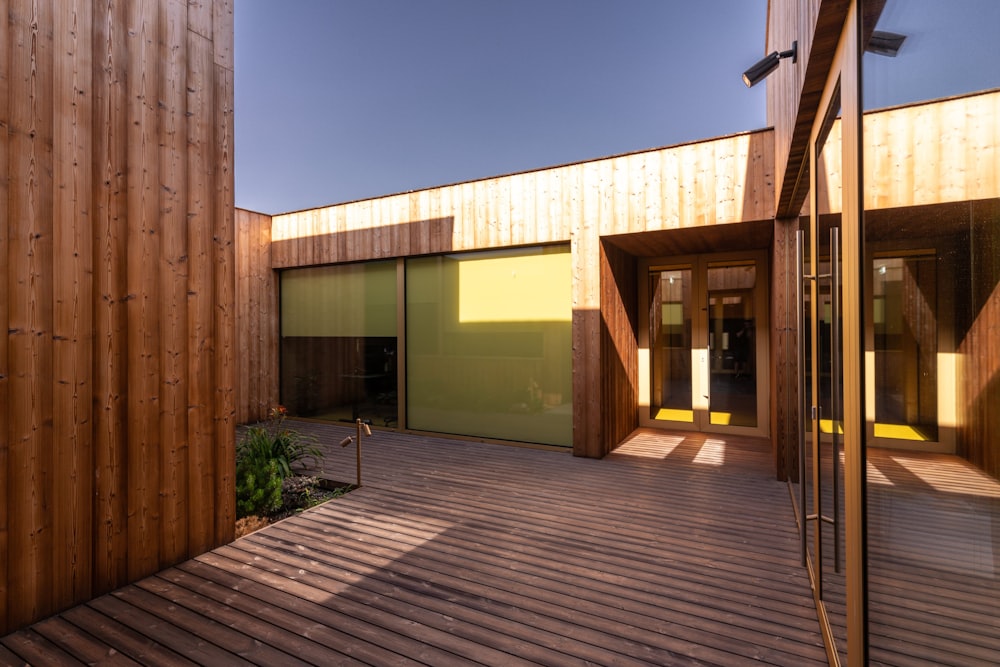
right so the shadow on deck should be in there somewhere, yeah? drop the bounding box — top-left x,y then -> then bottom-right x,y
1,425 -> 827,666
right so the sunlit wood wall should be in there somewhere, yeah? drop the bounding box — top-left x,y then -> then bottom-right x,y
259,130 -> 775,458
811,90 -> 1000,214
0,0 -> 235,635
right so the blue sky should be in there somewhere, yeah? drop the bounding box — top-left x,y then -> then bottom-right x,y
235,1 -> 769,214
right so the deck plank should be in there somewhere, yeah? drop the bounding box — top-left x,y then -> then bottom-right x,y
30,616 -> 141,666
2,426 -> 829,666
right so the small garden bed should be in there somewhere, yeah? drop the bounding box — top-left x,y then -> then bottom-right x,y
234,407 -> 352,538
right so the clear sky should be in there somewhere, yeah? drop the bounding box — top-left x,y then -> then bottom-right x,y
234,1 -> 769,215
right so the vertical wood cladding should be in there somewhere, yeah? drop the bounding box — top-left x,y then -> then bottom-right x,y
960,199 -> 1000,481
235,209 -> 278,425
766,0 -> 850,217
771,217 -> 802,481
600,242 -> 639,456
0,0 -> 235,634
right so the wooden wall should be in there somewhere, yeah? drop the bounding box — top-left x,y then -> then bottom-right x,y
771,217 -> 802,481
0,0 -> 235,635
958,199 -> 1000,480
766,0 -> 849,217
236,209 -> 278,424
861,90 -> 1000,210
809,89 -> 1000,214
270,131 -> 775,267
599,242 -> 639,457
255,131 -> 775,458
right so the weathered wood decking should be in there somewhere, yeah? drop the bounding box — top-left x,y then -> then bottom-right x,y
1,426 -> 827,666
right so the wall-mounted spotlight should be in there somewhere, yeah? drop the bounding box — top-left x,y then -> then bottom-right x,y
742,41 -> 797,88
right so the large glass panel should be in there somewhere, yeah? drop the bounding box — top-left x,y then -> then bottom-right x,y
810,94 -> 848,664
280,262 -> 398,426
406,246 -> 572,446
650,268 -> 693,422
863,1 -> 1000,663
706,263 -> 756,427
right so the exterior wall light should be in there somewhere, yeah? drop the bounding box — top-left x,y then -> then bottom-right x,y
743,41 -> 798,88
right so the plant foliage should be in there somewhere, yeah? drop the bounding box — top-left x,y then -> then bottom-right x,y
235,406 -> 324,518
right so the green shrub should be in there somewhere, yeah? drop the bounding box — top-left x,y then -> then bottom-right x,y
235,456 -> 282,518
236,406 -> 324,518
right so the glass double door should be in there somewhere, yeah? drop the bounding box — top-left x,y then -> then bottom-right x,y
640,252 -> 768,437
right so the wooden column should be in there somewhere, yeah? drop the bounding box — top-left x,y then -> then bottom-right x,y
772,216 -> 802,481
1,0 -> 235,635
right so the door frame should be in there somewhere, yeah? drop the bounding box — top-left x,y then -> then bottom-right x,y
638,249 -> 770,438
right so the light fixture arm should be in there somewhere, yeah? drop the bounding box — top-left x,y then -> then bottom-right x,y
778,41 -> 798,63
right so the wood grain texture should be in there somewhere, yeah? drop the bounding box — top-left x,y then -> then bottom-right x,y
8,0 -> 56,628
125,0 -> 162,582
959,199 -> 1000,480
1,0 -> 235,635
767,0 -> 849,217
157,0 -> 189,571
234,209 -> 277,424
213,61 -> 236,545
269,130 -> 776,268
52,0 -> 94,612
0,0 -> 10,634
185,28 -> 216,558
92,0 -> 130,598
600,242 -> 639,455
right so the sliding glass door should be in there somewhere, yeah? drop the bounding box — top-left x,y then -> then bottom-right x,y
862,1 -> 1000,664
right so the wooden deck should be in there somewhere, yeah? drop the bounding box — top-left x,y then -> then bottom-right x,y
1,426 -> 827,666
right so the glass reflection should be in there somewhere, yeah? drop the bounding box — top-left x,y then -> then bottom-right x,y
406,246 -> 573,446
863,0 -> 1000,663
279,262 -> 398,426
650,268 -> 693,422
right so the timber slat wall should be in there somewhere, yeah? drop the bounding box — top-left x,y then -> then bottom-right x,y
961,199 -> 1000,480
256,130 -> 775,457
0,0 -> 235,635
235,209 -> 278,424
766,0 -> 848,217
599,241 -> 639,454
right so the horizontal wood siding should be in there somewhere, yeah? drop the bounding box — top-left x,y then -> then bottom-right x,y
0,0 -> 235,635
235,209 -> 279,424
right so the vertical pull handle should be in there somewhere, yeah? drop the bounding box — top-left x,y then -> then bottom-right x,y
830,227 -> 842,573
796,230 -> 807,567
